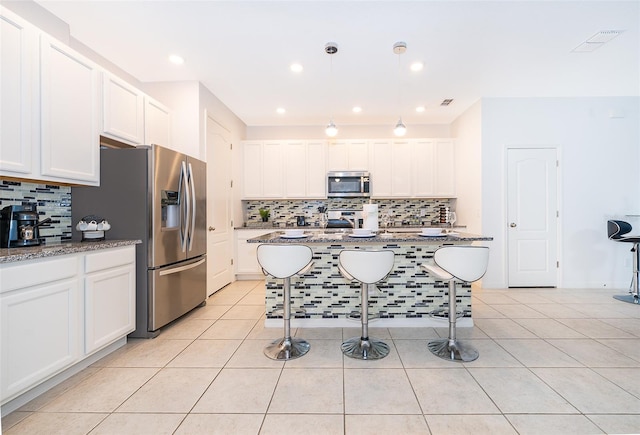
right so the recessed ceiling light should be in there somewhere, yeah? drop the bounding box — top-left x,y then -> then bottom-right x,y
415,106 -> 425,113
276,107 -> 286,114
169,54 -> 184,65
352,106 -> 362,113
410,62 -> 424,72
290,63 -> 303,73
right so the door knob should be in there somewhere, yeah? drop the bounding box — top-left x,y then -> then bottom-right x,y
510,223 -> 517,228
208,226 -> 215,231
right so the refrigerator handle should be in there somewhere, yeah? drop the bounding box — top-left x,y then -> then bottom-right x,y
188,162 -> 197,252
180,161 -> 189,252
158,257 -> 206,276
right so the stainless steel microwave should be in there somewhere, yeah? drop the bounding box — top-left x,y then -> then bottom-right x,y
327,171 -> 371,197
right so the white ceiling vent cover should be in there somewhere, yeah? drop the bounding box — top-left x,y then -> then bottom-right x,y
587,30 -> 623,43
572,30 -> 624,52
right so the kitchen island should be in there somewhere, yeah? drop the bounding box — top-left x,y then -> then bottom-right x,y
248,230 -> 493,328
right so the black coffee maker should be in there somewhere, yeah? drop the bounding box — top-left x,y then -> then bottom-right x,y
0,204 -> 51,248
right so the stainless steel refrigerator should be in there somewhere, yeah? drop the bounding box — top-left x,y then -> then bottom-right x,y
72,144 -> 207,338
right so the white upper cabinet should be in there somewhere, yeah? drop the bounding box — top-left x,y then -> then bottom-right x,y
433,139 -> 455,196
144,96 -> 171,147
102,73 -> 172,148
371,138 -> 456,198
327,140 -> 369,171
242,141 -> 263,198
242,138 -> 455,199
370,140 -> 393,196
262,141 -> 284,198
0,9 -> 34,176
242,140 -> 326,199
305,141 -> 327,197
0,8 -> 100,186
412,139 -> 456,197
412,139 -> 436,196
39,34 -> 101,185
371,140 -> 412,197
102,72 -> 144,145
283,141 -> 307,198
391,140 -> 413,197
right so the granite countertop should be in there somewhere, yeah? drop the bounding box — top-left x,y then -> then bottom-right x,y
0,240 -> 141,264
236,223 -> 465,230
247,230 -> 491,243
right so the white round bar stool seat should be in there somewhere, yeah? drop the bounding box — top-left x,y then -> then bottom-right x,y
338,249 -> 395,360
421,246 -> 489,362
257,244 -> 314,360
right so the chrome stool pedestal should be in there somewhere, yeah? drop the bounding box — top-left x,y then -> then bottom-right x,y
426,279 -> 478,362
340,283 -> 390,360
421,246 -> 489,363
338,249 -> 395,360
263,274 -> 311,360
257,244 -> 313,361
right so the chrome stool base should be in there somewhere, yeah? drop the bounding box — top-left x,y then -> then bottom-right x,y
264,337 -> 310,361
341,336 -> 390,360
613,294 -> 639,304
428,338 -> 479,362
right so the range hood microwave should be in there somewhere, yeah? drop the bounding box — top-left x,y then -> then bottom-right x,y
327,171 -> 370,198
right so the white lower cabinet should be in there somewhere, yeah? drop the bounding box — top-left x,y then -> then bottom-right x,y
84,246 -> 136,354
1,277 -> 80,402
235,229 -> 274,277
0,245 -> 136,405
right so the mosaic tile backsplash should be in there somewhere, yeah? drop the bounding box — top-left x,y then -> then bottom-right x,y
243,198 -> 453,227
264,241 -> 471,321
0,180 -> 72,244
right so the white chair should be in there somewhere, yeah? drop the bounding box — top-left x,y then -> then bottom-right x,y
257,244 -> 314,360
338,249 -> 395,360
421,246 -> 489,362
607,220 -> 640,304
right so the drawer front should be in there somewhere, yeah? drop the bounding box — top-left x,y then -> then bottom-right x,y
0,255 -> 78,294
84,245 -> 136,273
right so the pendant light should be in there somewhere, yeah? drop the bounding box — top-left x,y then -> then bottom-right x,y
325,42 -> 339,137
393,41 -> 407,137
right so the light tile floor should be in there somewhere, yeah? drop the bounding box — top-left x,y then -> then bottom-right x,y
3,281 -> 640,435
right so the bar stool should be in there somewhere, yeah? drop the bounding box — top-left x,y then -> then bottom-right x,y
607,220 -> 640,304
338,249 -> 395,360
257,244 -> 314,360
421,246 -> 489,362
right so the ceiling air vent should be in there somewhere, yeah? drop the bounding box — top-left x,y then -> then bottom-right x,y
572,30 -> 624,52
440,99 -> 454,106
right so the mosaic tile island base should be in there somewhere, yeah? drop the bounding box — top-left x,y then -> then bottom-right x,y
248,231 -> 493,328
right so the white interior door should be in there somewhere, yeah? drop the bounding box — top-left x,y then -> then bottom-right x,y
507,148 -> 558,287
206,114 -> 233,295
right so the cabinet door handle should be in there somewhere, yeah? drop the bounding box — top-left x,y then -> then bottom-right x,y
510,222 -> 517,228
208,226 -> 216,231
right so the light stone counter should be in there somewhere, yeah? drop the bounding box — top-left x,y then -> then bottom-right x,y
0,240 -> 141,264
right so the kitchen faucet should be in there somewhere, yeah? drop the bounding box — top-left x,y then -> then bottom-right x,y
340,213 -> 359,229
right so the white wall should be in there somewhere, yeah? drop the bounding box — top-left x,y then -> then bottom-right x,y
246,124 -> 451,140
478,97 -> 640,289
144,81 -> 247,225
451,101 -> 483,235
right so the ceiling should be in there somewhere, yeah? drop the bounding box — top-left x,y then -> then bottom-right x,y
35,1 -> 639,128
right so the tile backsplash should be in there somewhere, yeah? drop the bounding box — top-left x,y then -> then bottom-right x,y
0,180 -> 72,244
243,198 -> 454,227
